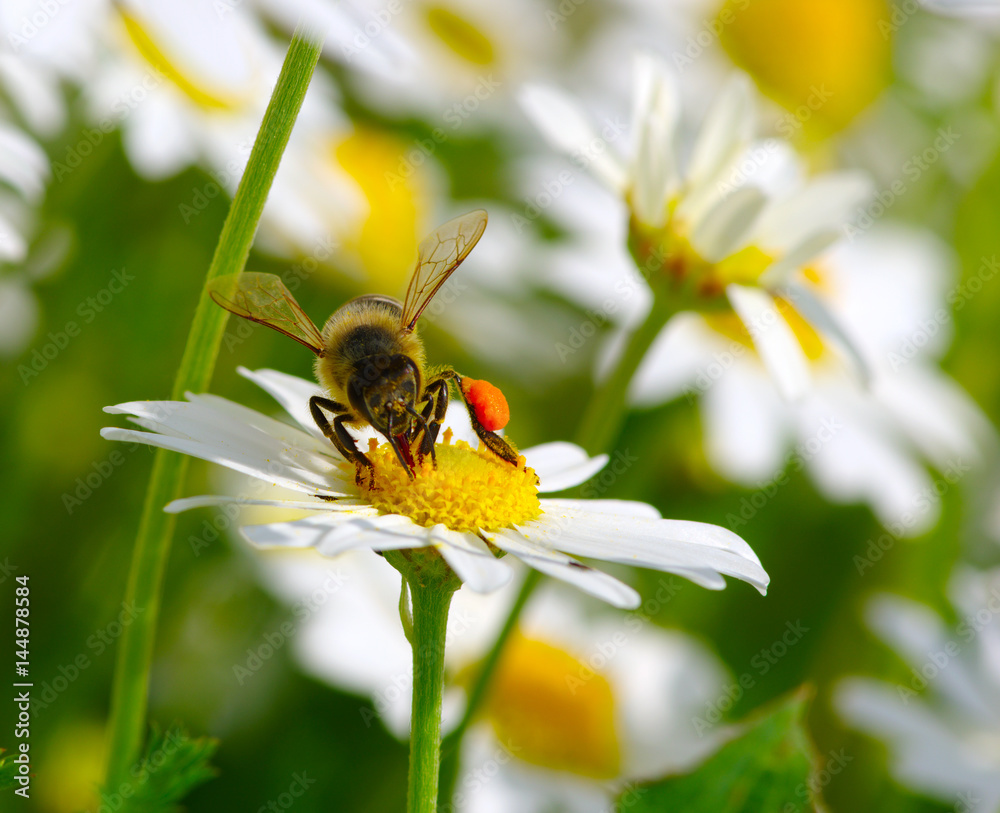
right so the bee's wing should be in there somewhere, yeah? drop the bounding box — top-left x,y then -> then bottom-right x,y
401,209 -> 488,333
207,272 -> 325,355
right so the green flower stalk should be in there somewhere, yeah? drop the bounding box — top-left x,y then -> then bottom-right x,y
102,28 -> 323,791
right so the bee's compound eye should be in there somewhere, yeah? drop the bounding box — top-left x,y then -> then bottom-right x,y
460,377 -> 510,431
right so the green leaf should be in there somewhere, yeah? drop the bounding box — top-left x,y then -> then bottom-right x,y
0,749 -> 22,791
101,725 -> 218,813
618,689 -> 826,813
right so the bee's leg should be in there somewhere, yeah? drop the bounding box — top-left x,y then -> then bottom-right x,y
309,396 -> 373,482
431,371 -> 520,467
415,377 -> 450,461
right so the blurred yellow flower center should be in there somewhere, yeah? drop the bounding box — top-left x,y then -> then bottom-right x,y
717,0 -> 891,138
422,4 -> 496,66
118,8 -> 240,112
704,264 -> 829,361
361,434 -> 540,533
334,129 -> 428,294
484,633 -> 621,779
632,222 -> 775,306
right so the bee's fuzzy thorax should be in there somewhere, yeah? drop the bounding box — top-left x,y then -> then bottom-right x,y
314,295 -> 426,421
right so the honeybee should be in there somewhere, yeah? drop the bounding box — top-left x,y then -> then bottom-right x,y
207,210 -> 519,480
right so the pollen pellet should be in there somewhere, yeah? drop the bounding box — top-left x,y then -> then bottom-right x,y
461,377 -> 510,431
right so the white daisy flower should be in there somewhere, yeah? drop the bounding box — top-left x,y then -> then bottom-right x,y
836,567 -> 1000,812
255,0 -> 564,130
629,224 -> 994,535
257,551 -> 729,811
100,367 -> 768,608
520,53 -> 873,402
0,110 -> 53,359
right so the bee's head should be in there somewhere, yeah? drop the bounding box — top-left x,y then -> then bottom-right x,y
348,353 -> 421,438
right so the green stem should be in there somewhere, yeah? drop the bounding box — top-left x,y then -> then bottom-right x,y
407,578 -> 456,813
437,569 -> 539,808
574,301 -> 677,455
102,29 -> 322,791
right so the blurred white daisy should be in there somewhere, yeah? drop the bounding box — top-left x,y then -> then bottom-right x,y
836,567 -> 1000,811
629,225 -> 994,535
258,551 -> 729,811
519,53 -> 992,533
101,367 -> 769,607
0,111 -> 52,358
255,0 -> 563,129
520,53 -> 872,402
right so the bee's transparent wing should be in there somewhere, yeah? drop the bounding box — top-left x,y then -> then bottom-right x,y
401,209 -> 488,333
207,272 -> 325,355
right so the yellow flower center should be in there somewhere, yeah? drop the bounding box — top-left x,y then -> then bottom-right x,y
421,4 -> 496,67
360,433 -> 540,533
483,633 -> 621,779
717,0 -> 891,138
117,8 -> 243,112
704,264 -> 830,362
333,128 -> 430,293
631,220 -> 775,309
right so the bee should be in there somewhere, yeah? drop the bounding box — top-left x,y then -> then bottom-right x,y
207,210 -> 519,481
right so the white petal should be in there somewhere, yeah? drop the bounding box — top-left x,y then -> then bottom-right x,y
485,529 -> 641,608
753,172 -> 872,251
0,123 -> 48,200
239,366 -> 325,439
518,84 -> 627,193
726,284 -> 811,400
687,73 -> 755,190
101,426 -> 350,497
777,281 -> 872,384
758,230 -> 841,287
630,53 -> 680,226
243,513 -> 426,556
542,498 -> 661,519
701,367 -> 789,484
521,506 -> 769,594
689,185 -> 767,262
522,442 -> 608,493
429,526 -> 511,593
165,494 -> 370,513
